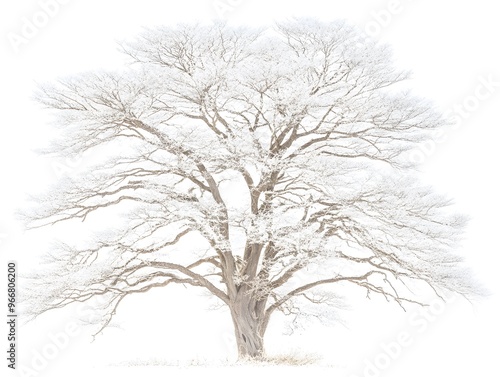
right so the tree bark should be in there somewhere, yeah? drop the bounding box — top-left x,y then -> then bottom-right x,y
230,295 -> 266,359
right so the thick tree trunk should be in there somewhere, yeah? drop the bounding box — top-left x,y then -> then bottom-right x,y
230,296 -> 266,359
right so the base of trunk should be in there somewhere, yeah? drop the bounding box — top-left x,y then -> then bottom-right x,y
231,308 -> 265,359
235,331 -> 264,359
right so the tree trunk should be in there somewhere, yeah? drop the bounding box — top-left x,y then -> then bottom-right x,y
230,297 -> 266,359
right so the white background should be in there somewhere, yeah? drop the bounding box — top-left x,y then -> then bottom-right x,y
1,1 -> 499,376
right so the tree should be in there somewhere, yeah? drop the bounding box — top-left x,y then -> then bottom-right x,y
24,19 -> 480,359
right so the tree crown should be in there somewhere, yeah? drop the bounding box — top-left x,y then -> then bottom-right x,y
24,19 -> 481,339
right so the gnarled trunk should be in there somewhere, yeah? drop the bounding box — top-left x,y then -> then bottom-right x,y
230,295 -> 267,359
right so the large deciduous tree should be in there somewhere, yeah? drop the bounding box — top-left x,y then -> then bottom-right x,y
24,20 -> 480,359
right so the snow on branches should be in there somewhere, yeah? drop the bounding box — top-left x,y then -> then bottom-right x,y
23,20 -> 482,355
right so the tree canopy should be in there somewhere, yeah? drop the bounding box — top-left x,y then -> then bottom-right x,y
23,19 -> 481,358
